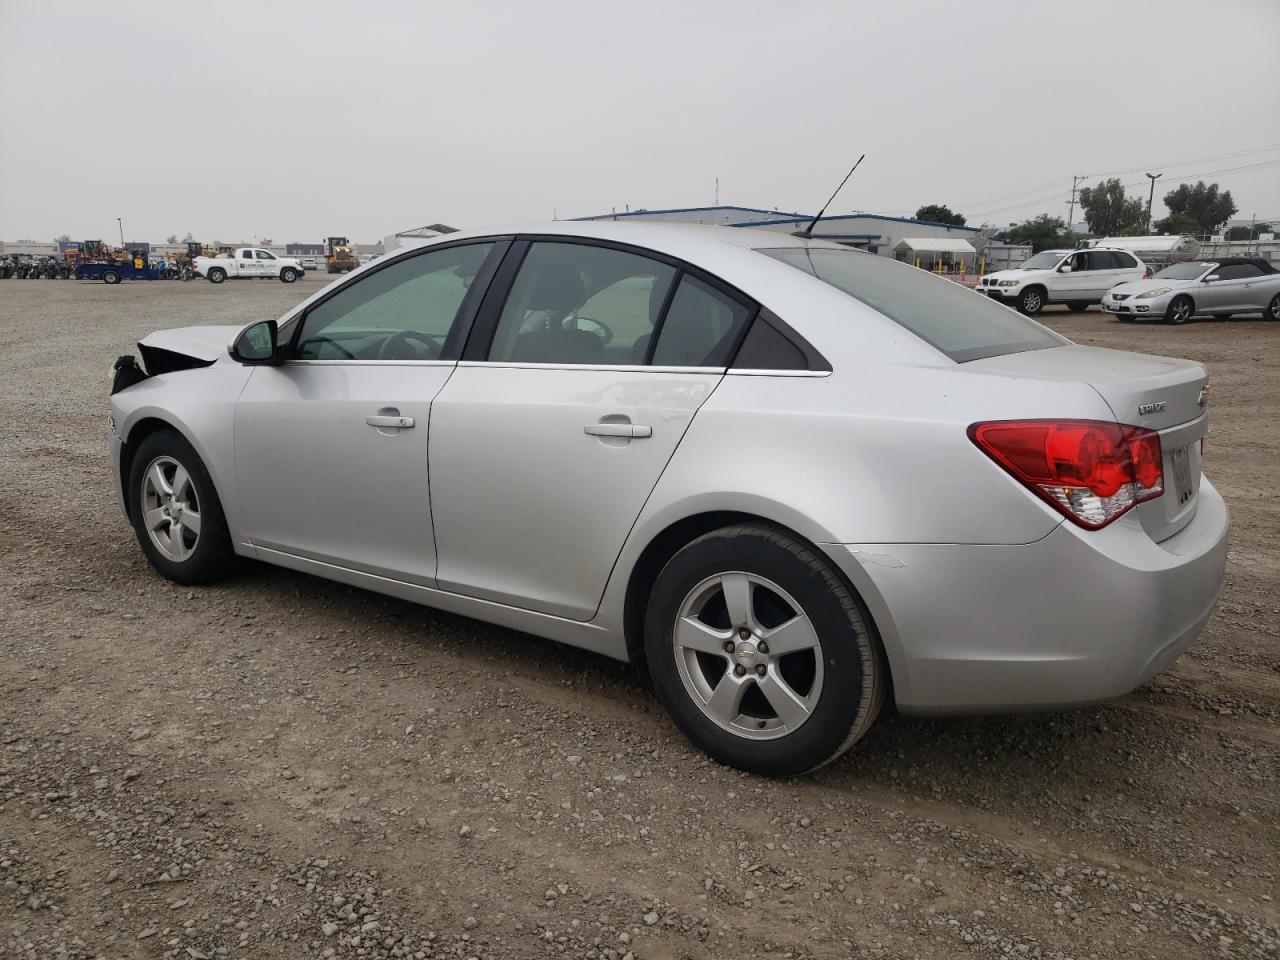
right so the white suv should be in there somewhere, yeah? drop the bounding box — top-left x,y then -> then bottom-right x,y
977,248 -> 1148,315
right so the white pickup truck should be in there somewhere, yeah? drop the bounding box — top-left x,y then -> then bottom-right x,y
193,248 -> 305,284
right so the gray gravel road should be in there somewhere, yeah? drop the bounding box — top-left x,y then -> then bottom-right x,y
1,275 -> 1277,959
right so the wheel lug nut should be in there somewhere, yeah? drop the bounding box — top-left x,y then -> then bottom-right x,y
755,664 -> 766,677
723,641 -> 735,654
757,641 -> 769,655
738,628 -> 750,640
733,664 -> 746,677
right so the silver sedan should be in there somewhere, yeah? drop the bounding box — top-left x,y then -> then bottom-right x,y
1103,257 -> 1280,324
107,223 -> 1229,776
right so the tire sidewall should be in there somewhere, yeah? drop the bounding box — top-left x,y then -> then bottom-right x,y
127,429 -> 235,585
644,527 -> 875,777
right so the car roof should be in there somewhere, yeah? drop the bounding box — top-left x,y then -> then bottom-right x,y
428,220 -> 848,254
1205,256 -> 1278,273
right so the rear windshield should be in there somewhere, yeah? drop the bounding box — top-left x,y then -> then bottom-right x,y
760,247 -> 1066,363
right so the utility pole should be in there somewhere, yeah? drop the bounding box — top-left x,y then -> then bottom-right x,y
116,217 -> 124,248
1145,173 -> 1162,233
714,176 -> 719,206
1065,175 -> 1085,232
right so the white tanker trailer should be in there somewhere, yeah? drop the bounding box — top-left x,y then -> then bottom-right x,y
1088,234 -> 1200,264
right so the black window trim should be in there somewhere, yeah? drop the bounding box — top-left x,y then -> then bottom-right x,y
729,307 -> 832,374
281,235 -> 512,362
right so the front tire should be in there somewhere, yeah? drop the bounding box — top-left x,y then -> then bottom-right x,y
1165,295 -> 1194,325
1267,294 -> 1280,321
208,267 -> 226,284
1017,286 -> 1046,315
644,525 -> 885,777
127,429 -> 237,585
280,267 -> 298,283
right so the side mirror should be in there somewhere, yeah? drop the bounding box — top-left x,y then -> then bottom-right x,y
1059,263 -> 1073,273
230,319 -> 279,365
1202,274 -> 1220,283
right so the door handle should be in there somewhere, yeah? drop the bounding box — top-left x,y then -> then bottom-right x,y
584,422 -> 652,438
366,415 -> 414,429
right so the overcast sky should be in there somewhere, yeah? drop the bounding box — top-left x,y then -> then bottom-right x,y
2,0 -> 1278,244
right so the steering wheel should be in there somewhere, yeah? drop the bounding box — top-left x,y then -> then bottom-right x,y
574,315 -> 614,345
378,329 -> 442,361
305,336 -> 355,359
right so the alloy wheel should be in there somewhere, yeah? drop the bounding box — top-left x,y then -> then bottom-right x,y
140,456 -> 202,562
672,572 -> 824,741
1172,299 -> 1192,323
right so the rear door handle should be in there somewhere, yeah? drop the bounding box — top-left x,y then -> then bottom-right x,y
366,415 -> 415,429
584,422 -> 652,438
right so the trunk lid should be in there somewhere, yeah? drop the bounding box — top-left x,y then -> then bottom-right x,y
966,344 -> 1208,542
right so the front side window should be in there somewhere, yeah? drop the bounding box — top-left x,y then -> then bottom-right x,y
487,242 -> 676,365
1215,263 -> 1262,281
762,247 -> 1065,363
1155,262 -> 1214,280
296,243 -> 494,361
256,250 -> 276,260
1019,250 -> 1068,270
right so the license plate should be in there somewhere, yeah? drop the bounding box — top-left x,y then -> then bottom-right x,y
1171,445 -> 1193,506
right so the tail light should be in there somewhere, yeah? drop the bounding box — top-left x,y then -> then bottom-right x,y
969,420 -> 1163,529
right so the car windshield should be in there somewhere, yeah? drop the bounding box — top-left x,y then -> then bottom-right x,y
761,247 -> 1065,362
1017,251 -> 1068,270
1154,262 -> 1213,280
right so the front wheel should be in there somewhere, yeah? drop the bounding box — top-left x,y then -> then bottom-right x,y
1266,294 -> 1280,321
280,267 -> 298,283
1165,295 -> 1194,325
208,267 -> 226,284
128,429 -> 237,585
1016,286 -> 1046,315
102,270 -> 120,285
644,525 -> 885,777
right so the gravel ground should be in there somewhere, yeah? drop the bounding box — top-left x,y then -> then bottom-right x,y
1,274 -> 1277,960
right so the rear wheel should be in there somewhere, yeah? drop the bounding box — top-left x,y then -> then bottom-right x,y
644,525 -> 885,777
208,267 -> 226,284
1016,286 -> 1046,315
1165,295 -> 1194,325
102,270 -> 120,285
280,267 -> 298,283
1068,302 -> 1089,312
127,429 -> 237,585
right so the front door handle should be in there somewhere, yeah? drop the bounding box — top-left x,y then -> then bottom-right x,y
584,422 -> 652,439
366,415 -> 415,429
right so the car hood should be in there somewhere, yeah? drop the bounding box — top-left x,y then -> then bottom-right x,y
137,326 -> 239,373
1109,277 -> 1194,296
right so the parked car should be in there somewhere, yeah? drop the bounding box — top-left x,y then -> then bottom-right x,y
107,223 -> 1227,776
193,248 -> 304,284
300,256 -> 320,271
1102,258 -> 1280,324
977,247 -> 1148,315
358,253 -> 378,266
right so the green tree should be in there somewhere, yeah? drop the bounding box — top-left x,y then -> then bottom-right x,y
1151,211 -> 1201,236
1077,178 -> 1145,236
1225,222 -> 1271,241
54,233 -> 71,243
1003,214 -> 1071,252
914,204 -> 966,226
1157,181 -> 1236,235
167,234 -> 178,244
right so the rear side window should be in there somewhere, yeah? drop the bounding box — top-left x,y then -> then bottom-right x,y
650,275 -> 750,367
762,247 -> 1064,363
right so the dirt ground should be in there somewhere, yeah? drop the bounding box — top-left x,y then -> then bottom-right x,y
1,273 -> 1276,960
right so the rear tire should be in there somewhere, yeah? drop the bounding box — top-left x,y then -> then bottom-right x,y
208,267 -> 226,284
1017,286 -> 1046,315
1165,295 -> 1194,325
644,525 -> 885,777
127,429 -> 237,585
102,270 -> 120,285
280,267 -> 298,283
1068,302 -> 1089,312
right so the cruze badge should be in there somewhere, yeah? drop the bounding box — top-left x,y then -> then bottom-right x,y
1197,385 -> 1210,407
1138,401 -> 1166,416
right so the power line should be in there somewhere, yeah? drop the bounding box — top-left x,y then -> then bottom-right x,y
1084,142 -> 1280,180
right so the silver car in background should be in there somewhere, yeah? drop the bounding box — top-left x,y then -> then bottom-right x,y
1103,257 -> 1280,324
106,223 -> 1229,776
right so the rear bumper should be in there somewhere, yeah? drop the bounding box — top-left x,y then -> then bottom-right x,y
822,478 -> 1229,713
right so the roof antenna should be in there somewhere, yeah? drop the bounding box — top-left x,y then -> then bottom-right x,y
795,154 -> 865,239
